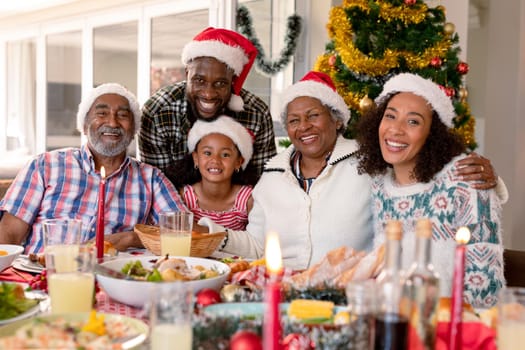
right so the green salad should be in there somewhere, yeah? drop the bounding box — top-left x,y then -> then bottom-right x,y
0,282 -> 38,320
121,260 -> 162,282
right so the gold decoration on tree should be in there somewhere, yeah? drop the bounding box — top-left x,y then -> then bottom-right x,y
359,96 -> 375,112
458,87 -> 468,102
444,22 -> 455,36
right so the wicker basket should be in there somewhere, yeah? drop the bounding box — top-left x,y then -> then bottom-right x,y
134,224 -> 226,258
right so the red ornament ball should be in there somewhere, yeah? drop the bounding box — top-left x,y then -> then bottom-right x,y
457,62 -> 470,74
195,288 -> 221,308
430,57 -> 442,68
328,55 -> 337,67
445,87 -> 456,98
230,330 -> 263,350
404,0 -> 417,5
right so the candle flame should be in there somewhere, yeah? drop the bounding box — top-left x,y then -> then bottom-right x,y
265,232 -> 283,274
455,227 -> 471,244
100,166 -> 106,179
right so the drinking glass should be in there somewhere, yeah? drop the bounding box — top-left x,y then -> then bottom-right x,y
498,287 -> 525,350
159,211 -> 193,256
346,279 -> 376,349
43,219 -> 95,314
149,282 -> 194,350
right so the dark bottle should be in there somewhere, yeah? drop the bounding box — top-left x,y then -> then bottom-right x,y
374,220 -> 410,350
405,218 -> 440,350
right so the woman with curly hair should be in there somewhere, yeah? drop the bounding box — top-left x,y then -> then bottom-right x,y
355,73 -> 505,308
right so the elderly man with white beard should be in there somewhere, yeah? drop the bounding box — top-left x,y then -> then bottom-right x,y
0,83 -> 186,253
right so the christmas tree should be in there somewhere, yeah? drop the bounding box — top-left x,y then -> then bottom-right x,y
314,0 -> 476,149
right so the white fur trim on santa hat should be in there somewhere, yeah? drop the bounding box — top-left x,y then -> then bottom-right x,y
76,83 -> 142,135
280,81 -> 351,126
187,116 -> 254,170
228,94 -> 244,112
181,40 -> 248,76
376,73 -> 456,128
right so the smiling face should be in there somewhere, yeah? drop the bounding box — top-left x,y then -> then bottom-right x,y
378,92 -> 433,183
285,96 -> 342,163
192,133 -> 244,184
185,57 -> 234,120
85,93 -> 134,158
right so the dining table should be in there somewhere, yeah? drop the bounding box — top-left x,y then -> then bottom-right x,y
0,252 -> 500,350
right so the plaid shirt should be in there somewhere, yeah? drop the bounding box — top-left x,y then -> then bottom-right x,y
0,145 -> 186,254
138,81 -> 277,179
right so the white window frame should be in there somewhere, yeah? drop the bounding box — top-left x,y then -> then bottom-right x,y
0,0 -> 306,165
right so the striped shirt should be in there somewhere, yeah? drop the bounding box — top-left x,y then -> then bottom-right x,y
138,81 -> 277,180
182,184 -> 252,230
0,145 -> 186,254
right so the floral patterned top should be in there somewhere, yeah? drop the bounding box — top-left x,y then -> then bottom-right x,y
372,155 -> 504,308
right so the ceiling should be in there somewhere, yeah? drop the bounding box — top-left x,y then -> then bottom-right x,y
0,0 -> 79,18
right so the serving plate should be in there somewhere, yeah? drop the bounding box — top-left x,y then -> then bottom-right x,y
203,302 -> 289,318
203,302 -> 347,324
0,312 -> 148,349
12,255 -> 44,274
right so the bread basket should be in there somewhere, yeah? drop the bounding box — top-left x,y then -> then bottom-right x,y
134,224 -> 226,258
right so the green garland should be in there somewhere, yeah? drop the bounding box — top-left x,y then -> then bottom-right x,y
236,5 -> 302,76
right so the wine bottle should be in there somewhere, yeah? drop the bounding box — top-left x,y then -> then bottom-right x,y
406,218 -> 440,349
374,220 -> 410,350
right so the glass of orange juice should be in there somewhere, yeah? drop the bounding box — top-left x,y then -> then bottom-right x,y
159,211 -> 193,257
43,219 -> 95,314
498,287 -> 525,350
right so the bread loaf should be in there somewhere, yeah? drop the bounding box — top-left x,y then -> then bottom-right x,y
288,246 -> 365,289
286,245 -> 385,290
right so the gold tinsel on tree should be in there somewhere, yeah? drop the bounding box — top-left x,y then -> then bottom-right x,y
314,0 -> 476,149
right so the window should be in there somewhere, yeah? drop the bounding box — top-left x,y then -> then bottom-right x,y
6,39 -> 36,155
0,0 -> 300,171
151,10 -> 208,95
46,31 -> 82,150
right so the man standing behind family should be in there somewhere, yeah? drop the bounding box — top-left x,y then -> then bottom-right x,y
139,27 -> 277,180
0,83 -> 186,253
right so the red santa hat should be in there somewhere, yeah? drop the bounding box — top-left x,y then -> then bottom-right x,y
376,73 -> 456,128
181,27 -> 257,112
187,115 -> 254,170
280,71 -> 351,126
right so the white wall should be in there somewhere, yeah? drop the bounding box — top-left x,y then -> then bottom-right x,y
483,0 -> 525,250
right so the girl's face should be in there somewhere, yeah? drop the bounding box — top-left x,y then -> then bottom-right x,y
378,92 -> 433,178
192,133 -> 244,183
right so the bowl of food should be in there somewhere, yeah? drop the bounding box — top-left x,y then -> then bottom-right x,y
95,255 -> 230,308
0,245 -> 24,272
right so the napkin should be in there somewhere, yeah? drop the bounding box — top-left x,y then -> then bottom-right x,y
0,266 -> 33,283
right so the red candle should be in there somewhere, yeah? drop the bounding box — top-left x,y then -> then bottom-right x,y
96,166 -> 106,261
263,232 -> 283,350
448,226 -> 470,350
